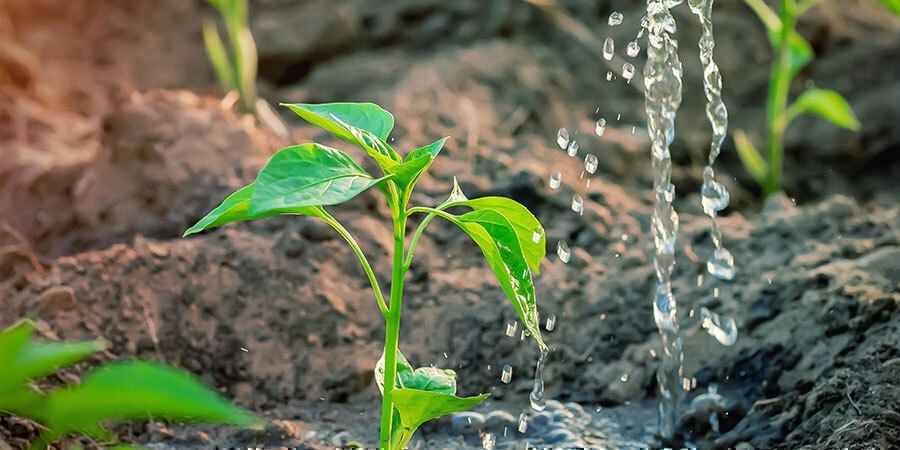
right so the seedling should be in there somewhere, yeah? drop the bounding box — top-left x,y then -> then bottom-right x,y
734,0 -> 877,196
0,320 -> 258,449
202,0 -> 257,114
184,102 -> 547,448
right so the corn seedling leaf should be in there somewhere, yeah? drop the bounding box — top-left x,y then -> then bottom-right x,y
201,21 -> 237,93
8,340 -> 106,391
788,88 -> 860,131
452,209 -> 546,351
183,183 -> 324,236
733,130 -> 768,185
235,27 -> 257,113
248,143 -> 391,216
281,103 -> 401,165
43,361 -> 260,442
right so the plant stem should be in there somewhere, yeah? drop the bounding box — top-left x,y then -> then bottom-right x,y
764,0 -> 797,196
318,210 -> 389,317
379,211 -> 408,449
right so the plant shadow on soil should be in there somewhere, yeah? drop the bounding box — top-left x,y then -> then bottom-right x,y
1,1 -> 898,449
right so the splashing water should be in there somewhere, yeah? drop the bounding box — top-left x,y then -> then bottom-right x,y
557,127 -> 570,149
482,432 -> 496,450
529,347 -> 549,411
585,154 -> 599,174
644,0 -> 685,439
567,139 -> 579,157
608,11 -> 624,26
622,62 -> 636,83
700,306 -> 737,345
626,40 -> 641,57
595,118 -> 607,136
549,172 -> 562,189
571,194 -> 584,215
689,0 -> 735,282
557,240 -> 571,263
501,363 -> 513,384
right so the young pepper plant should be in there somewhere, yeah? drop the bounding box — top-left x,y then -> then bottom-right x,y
0,320 -> 258,450
184,102 -> 548,448
734,0 -> 869,197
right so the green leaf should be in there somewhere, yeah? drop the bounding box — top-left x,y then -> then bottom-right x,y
388,137 -> 448,192
392,389 -> 488,432
787,89 -> 860,131
733,130 -> 768,185
453,209 -> 546,351
776,30 -> 814,75
0,321 -> 34,381
281,103 -> 401,165
202,20 -> 237,93
446,197 -> 546,274
43,361 -> 260,442
7,340 -> 106,391
374,349 -> 456,396
874,0 -> 900,14
248,143 -> 391,216
183,183 -> 323,236
235,27 -> 258,113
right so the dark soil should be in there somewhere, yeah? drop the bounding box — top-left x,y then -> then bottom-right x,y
1,1 -> 898,449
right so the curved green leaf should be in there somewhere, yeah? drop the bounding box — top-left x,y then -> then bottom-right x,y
281,103 -> 401,165
202,20 -> 236,92
392,389 -> 488,432
248,143 -> 391,216
453,210 -> 546,351
375,349 -> 456,396
788,89 -> 860,131
446,196 -> 546,274
183,183 -> 323,236
389,137 -> 448,192
44,361 -> 260,442
8,340 -> 106,391
733,129 -> 768,185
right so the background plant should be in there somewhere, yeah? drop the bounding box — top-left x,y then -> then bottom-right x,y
202,0 -> 257,114
732,0 -> 893,197
0,320 -> 258,450
184,102 -> 548,449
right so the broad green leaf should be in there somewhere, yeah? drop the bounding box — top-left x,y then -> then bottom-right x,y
6,340 -> 106,391
388,137 -> 448,192
374,349 -> 456,395
0,388 -> 49,422
202,21 -> 237,92
0,321 -> 34,382
874,0 -> 900,14
248,143 -> 391,216
183,183 -> 323,236
733,130 -> 768,185
392,389 -> 488,432
788,89 -> 860,131
453,210 -> 546,351
281,103 -> 401,165
43,361 -> 260,442
445,197 -> 546,274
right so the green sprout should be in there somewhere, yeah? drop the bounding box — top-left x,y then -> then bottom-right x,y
202,0 -> 257,114
733,0 -> 878,197
0,320 -> 259,450
184,102 -> 547,448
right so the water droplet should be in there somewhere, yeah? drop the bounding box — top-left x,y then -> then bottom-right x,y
549,172 -> 562,189
447,177 -> 468,203
530,348 -> 549,411
556,240 -> 571,263
602,37 -> 615,60
707,247 -> 735,280
506,321 -> 517,337
566,140 -> 579,157
621,234 -> 629,241
545,314 -> 556,331
608,11 -> 624,26
640,14 -> 649,28
668,0 -> 685,7
697,274 -> 704,287
482,433 -> 496,450
584,154 -> 599,174
517,413 -> 528,433
556,127 -> 569,150
595,118 -> 607,136
619,373 -> 629,383
571,194 -> 584,215
622,62 -> 636,83
501,364 -> 513,384
532,228 -> 542,243
701,179 -> 730,216
626,40 -> 640,57
700,307 -> 738,346
606,71 -> 613,81
713,287 -> 720,298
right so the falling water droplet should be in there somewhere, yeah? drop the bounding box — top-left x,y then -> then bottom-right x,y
585,154 -> 599,174
549,172 -> 562,189
545,314 -> 556,331
557,240 -> 571,263
697,274 -> 704,286
700,307 -> 738,346
532,228 -> 542,243
571,194 -> 584,215
713,287 -> 720,298
626,41 -> 641,57
482,433 -> 496,450
506,321 -> 518,337
606,71 -> 613,81
622,62 -> 636,82
595,118 -> 607,136
701,179 -> 730,216
608,11 -> 624,26
567,140 -> 579,157
707,247 -> 736,280
640,14 -> 650,29
556,127 -> 570,150
619,373 -> 630,383
602,37 -> 615,60
501,364 -> 513,384
517,413 -> 528,433
530,348 -> 549,411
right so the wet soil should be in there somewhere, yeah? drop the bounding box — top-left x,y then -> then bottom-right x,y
1,1 -> 898,449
